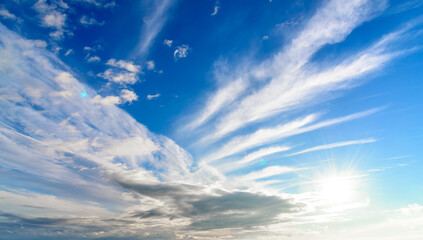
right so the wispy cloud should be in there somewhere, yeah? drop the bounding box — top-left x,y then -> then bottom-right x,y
186,77 -> 248,130
210,0 -> 220,16
238,166 -> 302,181
186,0 -> 407,147
64,49 -> 74,56
0,8 -> 18,21
135,0 -> 175,59
202,108 -> 379,163
219,145 -> 291,172
287,138 -> 377,157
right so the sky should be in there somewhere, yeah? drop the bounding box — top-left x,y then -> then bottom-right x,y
0,0 -> 423,239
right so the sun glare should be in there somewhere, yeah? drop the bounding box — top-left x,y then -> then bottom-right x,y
318,175 -> 356,204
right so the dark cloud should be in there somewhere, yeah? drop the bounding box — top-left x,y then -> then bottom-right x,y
132,208 -> 176,220
118,181 -> 305,230
116,181 -> 202,198
188,192 -> 303,230
0,212 -> 68,226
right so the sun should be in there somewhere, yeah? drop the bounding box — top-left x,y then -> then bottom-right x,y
317,175 -> 356,204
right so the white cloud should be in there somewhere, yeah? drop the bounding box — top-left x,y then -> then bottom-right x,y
163,39 -> 173,47
400,203 -> 423,215
145,60 -> 155,70
79,0 -> 116,8
239,166 -> 301,181
97,69 -> 138,85
91,94 -> 122,105
0,9 -> 17,20
106,59 -> 141,73
219,146 -> 291,172
135,0 -> 174,58
42,11 -> 66,28
202,108 -> 380,163
33,0 -> 68,40
98,59 -> 142,85
146,93 -> 160,100
186,77 -> 248,130
174,44 -> 190,61
64,49 -> 74,56
287,138 -> 377,157
189,0 -> 392,145
19,39 -> 47,48
86,55 -> 101,63
80,15 -> 105,26
120,89 -> 138,103
210,0 -> 220,16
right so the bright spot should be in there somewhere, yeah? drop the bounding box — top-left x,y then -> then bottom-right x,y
318,175 -> 355,204
80,92 -> 87,97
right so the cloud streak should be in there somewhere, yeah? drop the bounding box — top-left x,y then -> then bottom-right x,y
287,138 -> 377,157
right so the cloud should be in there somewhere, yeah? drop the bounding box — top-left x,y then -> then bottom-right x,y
106,58 -> 141,73
146,93 -> 160,100
135,0 -> 175,58
238,166 -> 302,181
80,15 -> 105,26
145,60 -> 155,70
117,180 -> 304,230
33,0 -> 68,39
219,145 -> 291,172
0,8 -> 18,20
86,55 -> 101,63
64,49 -> 74,56
186,77 -> 248,130
187,191 -> 303,230
287,138 -> 377,157
201,108 -> 379,163
19,39 -> 48,48
210,0 -> 220,16
97,59 -> 142,85
98,69 -> 138,84
164,39 -> 173,47
42,11 -> 66,28
77,0 -> 116,8
90,94 -> 122,105
188,0 -> 400,145
400,203 -> 423,215
174,44 -> 190,61
120,89 -> 138,103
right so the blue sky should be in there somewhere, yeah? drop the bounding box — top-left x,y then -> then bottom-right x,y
0,0 -> 423,239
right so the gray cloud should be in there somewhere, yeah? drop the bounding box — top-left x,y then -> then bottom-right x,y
118,180 -> 304,230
